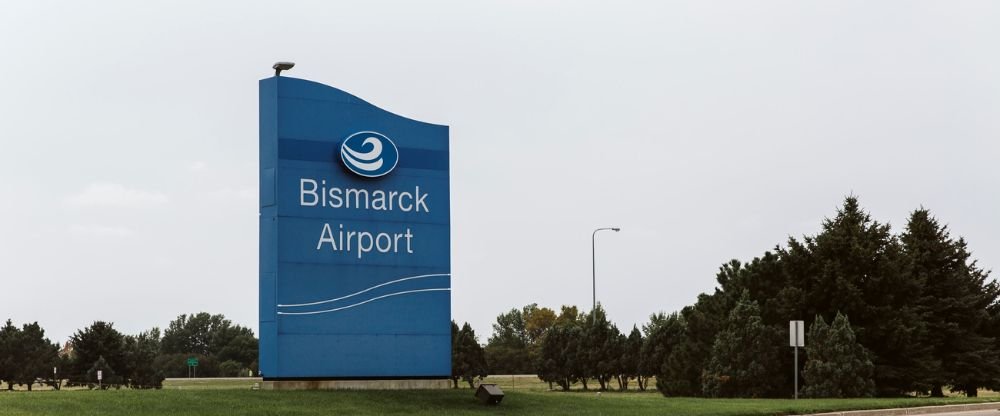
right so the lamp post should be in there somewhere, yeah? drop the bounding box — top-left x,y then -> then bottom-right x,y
592,227 -> 621,319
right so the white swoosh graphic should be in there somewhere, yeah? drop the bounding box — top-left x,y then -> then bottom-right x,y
276,288 -> 450,315
342,148 -> 384,172
277,273 -> 451,308
344,137 -> 382,161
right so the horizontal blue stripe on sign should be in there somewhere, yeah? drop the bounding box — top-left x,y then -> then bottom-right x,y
279,139 -> 448,171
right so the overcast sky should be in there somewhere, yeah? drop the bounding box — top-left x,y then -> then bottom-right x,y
1,1 -> 998,344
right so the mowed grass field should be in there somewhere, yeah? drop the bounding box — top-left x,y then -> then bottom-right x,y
0,377 -> 997,416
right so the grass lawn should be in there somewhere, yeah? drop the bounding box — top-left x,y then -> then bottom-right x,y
0,379 -> 997,416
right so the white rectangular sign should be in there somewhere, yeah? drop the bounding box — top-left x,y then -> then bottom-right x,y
97,370 -> 103,381
789,320 -> 805,347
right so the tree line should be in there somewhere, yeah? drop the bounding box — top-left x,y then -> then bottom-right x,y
461,197 -> 998,397
5,197 -> 994,397
0,312 -> 257,390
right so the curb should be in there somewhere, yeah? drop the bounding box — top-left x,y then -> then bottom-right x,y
810,402 -> 1000,416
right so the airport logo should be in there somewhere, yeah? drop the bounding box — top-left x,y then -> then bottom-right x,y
340,131 -> 399,178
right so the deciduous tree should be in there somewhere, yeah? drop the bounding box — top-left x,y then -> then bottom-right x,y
485,306 -> 531,374
160,313 -> 257,375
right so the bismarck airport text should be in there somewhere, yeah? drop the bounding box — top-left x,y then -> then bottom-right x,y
300,178 -> 430,259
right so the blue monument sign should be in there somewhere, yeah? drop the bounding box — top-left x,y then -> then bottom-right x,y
259,76 -> 450,380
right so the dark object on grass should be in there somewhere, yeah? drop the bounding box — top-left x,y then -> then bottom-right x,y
475,383 -> 504,405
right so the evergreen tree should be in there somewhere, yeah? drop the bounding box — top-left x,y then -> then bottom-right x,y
784,197 -> 933,395
122,328 -> 165,389
451,321 -> 488,388
608,326 -> 627,390
537,323 -> 584,391
0,320 -> 19,390
902,209 -> 1000,397
620,326 -> 643,390
450,321 -> 459,386
69,322 -> 126,383
711,257 -> 797,395
580,305 -> 618,390
715,254 -> 790,327
801,313 -> 875,398
658,294 -> 727,396
86,356 -> 117,389
11,322 -> 59,391
637,314 -> 666,391
702,291 -> 784,398
641,313 -> 686,395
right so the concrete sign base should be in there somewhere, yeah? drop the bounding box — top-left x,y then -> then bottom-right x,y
262,379 -> 451,390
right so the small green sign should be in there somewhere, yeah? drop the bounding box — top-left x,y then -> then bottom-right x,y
187,357 -> 199,367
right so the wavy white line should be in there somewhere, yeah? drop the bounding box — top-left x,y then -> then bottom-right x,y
276,288 -> 450,315
343,137 -> 383,161
277,273 -> 451,308
342,147 -> 384,172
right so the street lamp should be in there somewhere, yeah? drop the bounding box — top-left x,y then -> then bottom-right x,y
592,227 -> 621,319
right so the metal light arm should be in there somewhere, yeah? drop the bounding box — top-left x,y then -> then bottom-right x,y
592,227 -> 621,320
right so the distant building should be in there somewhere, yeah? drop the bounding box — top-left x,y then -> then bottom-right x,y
58,341 -> 74,360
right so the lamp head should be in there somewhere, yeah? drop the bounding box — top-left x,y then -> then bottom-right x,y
273,61 -> 295,76
612,228 -> 621,232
